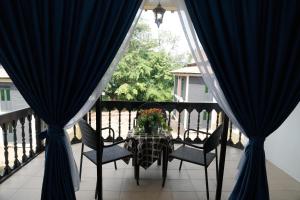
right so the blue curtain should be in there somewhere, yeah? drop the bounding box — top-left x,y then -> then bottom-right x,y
0,0 -> 142,199
185,0 -> 300,199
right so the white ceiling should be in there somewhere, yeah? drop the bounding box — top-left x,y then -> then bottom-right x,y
144,0 -> 177,11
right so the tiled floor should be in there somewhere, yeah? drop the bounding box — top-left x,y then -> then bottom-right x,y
0,144 -> 299,200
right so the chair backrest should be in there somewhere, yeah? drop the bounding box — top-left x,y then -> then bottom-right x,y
203,124 -> 223,154
78,119 -> 100,150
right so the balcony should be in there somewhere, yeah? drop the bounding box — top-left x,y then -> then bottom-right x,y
0,101 -> 300,200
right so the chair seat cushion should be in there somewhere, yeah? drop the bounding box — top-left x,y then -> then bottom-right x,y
83,145 -> 132,164
169,145 -> 215,166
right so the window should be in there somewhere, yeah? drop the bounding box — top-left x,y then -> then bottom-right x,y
203,111 -> 208,120
181,77 -> 186,100
205,85 -> 208,93
8,124 -> 13,133
174,76 -> 178,95
0,88 -> 11,101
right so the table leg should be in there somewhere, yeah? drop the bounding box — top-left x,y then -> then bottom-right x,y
157,151 -> 162,166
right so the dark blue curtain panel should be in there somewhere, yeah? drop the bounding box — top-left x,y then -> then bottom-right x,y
185,0 -> 300,199
0,0 -> 142,199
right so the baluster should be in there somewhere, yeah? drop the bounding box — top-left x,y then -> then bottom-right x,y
168,110 -> 171,127
216,112 -> 220,128
83,114 -> 87,121
12,120 -> 20,169
27,115 -> 34,157
20,117 -> 28,162
71,125 -> 81,144
194,111 -> 201,143
227,121 -> 234,145
176,110 -> 182,140
128,110 -> 131,130
88,110 -> 91,125
35,114 -> 44,152
236,131 -> 244,149
106,110 -> 112,141
205,111 -> 210,138
1,123 -> 11,175
185,111 -> 192,142
116,109 -> 122,141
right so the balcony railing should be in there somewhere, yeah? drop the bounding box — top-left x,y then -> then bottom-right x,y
0,108 -> 45,183
0,100 -> 246,183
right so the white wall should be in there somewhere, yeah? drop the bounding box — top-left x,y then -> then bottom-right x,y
265,103 -> 300,182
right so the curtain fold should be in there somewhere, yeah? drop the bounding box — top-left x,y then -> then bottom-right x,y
0,0 -> 142,199
184,0 -> 300,199
175,0 -> 244,133
64,1 -> 144,191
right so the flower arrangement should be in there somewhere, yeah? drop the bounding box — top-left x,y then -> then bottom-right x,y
136,108 -> 171,134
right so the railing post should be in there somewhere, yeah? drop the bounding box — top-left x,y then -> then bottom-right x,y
12,120 -> 21,169
116,109 -> 122,141
1,123 -> 11,176
206,111 -> 210,134
88,110 -> 92,125
194,111 -> 201,143
106,110 -> 112,141
227,121 -> 234,146
176,110 -> 182,140
27,114 -> 34,157
128,110 -> 131,131
185,110 -> 192,142
20,117 -> 28,162
35,115 -> 44,152
71,125 -> 81,144
215,113 -> 229,200
236,131 -> 244,149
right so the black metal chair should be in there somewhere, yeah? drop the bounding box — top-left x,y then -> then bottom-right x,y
78,119 -> 136,199
178,128 -> 213,171
162,125 -> 223,200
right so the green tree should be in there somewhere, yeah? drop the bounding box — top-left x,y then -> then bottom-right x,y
104,20 -> 191,101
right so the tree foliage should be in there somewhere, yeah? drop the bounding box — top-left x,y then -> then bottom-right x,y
104,19 -> 191,101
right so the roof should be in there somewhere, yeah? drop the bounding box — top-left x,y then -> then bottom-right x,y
144,0 -> 176,11
171,66 -> 201,76
0,65 -> 12,83
0,65 -> 9,78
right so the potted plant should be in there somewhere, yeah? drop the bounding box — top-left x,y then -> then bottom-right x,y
136,108 -> 169,134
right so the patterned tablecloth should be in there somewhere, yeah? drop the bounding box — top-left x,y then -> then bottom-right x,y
124,130 -> 174,169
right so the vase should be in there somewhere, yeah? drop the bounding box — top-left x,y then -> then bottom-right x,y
144,121 -> 151,134
151,124 -> 159,135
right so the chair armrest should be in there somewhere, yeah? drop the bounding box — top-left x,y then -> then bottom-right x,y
183,129 -> 211,141
169,139 -> 204,149
101,127 -> 115,141
103,138 -> 132,148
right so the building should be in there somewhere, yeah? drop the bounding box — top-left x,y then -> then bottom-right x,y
0,65 -> 33,144
0,65 -> 29,114
171,63 -> 217,131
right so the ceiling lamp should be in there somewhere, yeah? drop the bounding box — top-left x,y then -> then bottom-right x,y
153,3 -> 166,28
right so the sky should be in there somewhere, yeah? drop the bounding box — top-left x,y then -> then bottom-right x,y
140,10 -> 191,55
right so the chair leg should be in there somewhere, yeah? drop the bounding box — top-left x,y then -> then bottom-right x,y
179,160 -> 183,171
135,164 -> 140,185
114,161 -> 117,170
215,148 -> 219,180
133,140 -> 139,185
95,180 -> 99,199
95,165 -> 103,200
162,148 -> 168,187
157,152 -> 162,166
79,143 -> 84,180
204,166 -> 209,200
